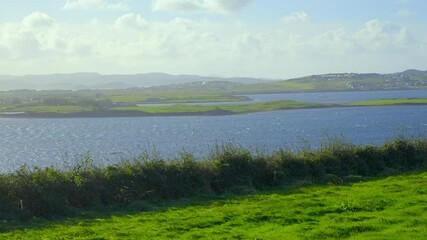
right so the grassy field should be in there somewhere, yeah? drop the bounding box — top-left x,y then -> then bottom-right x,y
9,105 -> 94,113
2,171 -> 426,239
107,94 -> 249,104
112,100 -> 329,114
1,95 -> 427,117
348,98 -> 427,106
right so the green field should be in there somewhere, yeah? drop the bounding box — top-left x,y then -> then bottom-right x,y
1,84 -> 426,118
10,105 -> 93,113
348,98 -> 427,106
1,97 -> 427,117
2,98 -> 427,117
107,94 -> 249,104
112,100 -> 329,114
2,171 -> 426,239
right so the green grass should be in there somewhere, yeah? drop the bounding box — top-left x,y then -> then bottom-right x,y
112,100 -> 329,114
348,98 -> 427,106
271,81 -> 316,90
11,105 -> 94,113
2,171 -> 426,239
220,100 -> 327,113
2,97 -> 426,117
107,94 -> 248,104
227,82 -> 316,94
113,104 -> 218,114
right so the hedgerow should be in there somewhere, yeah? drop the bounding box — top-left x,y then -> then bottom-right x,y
0,136 -> 426,220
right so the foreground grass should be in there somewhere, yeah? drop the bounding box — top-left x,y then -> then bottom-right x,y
2,171 -> 426,239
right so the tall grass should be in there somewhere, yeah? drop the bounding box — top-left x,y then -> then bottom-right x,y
0,136 -> 426,220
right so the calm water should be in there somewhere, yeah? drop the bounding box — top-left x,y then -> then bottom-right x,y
1,90 -> 426,172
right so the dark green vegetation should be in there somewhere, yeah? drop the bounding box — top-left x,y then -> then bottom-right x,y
0,136 -> 426,224
2,171 -> 426,239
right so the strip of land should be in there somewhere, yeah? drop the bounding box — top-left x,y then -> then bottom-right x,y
0,98 -> 426,118
347,98 -> 427,106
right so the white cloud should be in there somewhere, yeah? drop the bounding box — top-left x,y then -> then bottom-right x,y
308,28 -> 354,55
115,13 -> 148,30
0,44 -> 10,59
232,33 -> 263,56
0,12 -> 69,60
282,12 -> 309,24
152,0 -> 253,14
152,0 -> 203,13
2,28 -> 43,59
205,0 -> 254,13
355,19 -> 413,51
22,12 -> 55,28
63,0 -> 129,11
0,12 -> 425,78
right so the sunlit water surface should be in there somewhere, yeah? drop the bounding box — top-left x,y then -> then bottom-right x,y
1,90 -> 426,172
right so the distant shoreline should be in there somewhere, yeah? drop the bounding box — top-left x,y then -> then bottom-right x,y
1,102 -> 427,119
0,109 -> 235,119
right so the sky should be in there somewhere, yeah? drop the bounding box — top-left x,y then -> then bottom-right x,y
0,0 -> 426,79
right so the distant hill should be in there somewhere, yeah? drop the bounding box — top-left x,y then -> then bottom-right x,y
0,73 -> 271,91
0,69 -> 426,91
279,69 -> 427,91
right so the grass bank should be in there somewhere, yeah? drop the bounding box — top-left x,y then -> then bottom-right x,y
112,100 -> 329,114
107,94 -> 249,104
347,98 -> 427,106
2,171 -> 426,239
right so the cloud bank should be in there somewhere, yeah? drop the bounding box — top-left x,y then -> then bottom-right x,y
0,11 -> 424,78
152,0 -> 254,14
63,0 -> 129,11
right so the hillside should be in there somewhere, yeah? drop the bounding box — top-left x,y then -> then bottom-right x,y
164,69 -> 427,93
0,69 -> 426,91
0,73 -> 270,91
280,69 -> 427,91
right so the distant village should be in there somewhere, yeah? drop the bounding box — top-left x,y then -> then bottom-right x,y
307,70 -> 427,90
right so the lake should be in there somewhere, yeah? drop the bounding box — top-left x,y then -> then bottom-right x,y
1,90 -> 426,172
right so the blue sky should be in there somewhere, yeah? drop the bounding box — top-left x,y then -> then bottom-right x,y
0,0 -> 426,78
